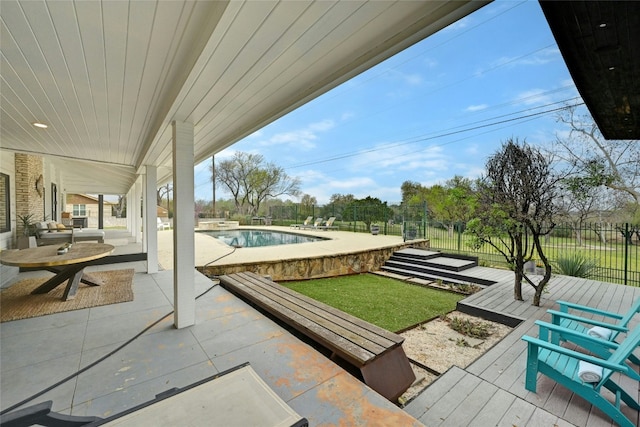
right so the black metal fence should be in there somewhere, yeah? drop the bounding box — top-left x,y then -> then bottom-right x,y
425,220 -> 639,287
268,204 -> 639,287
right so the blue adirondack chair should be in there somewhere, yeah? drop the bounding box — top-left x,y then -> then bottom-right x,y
536,319 -> 640,381
548,298 -> 640,367
522,323 -> 640,427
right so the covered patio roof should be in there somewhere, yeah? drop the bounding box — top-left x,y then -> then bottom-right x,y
0,0 -> 488,195
540,1 -> 640,140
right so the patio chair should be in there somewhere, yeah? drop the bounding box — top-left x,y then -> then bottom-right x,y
290,216 -> 313,228
534,320 -> 640,381
522,323 -> 640,427
300,217 -> 323,229
316,217 -> 337,230
547,298 -> 640,367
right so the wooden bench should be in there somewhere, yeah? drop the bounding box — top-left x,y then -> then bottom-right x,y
219,271 -> 416,401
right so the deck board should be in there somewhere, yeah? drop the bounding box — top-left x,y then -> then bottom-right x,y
405,270 -> 640,427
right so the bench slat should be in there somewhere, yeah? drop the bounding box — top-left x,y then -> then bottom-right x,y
231,274 -> 393,356
221,274 -> 375,365
235,272 -> 399,351
235,271 -> 404,345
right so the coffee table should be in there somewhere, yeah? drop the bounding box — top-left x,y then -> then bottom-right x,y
0,243 -> 115,300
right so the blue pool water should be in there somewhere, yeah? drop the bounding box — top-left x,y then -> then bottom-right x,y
198,229 -> 326,248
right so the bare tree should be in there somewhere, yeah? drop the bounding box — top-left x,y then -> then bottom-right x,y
554,105 -> 640,207
157,183 -> 172,213
299,194 -> 317,209
114,195 -> 126,218
556,176 -> 604,246
214,152 -> 301,215
466,139 -> 561,306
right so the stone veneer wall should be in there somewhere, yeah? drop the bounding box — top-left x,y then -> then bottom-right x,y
15,154 -> 44,236
198,240 -> 430,281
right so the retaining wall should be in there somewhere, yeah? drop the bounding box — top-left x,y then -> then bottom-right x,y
198,240 -> 430,281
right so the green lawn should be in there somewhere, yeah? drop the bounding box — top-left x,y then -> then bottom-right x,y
283,273 -> 464,332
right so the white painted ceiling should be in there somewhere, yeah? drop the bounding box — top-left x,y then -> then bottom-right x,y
1,0 -> 488,195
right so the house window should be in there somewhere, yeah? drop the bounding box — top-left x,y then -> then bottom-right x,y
0,173 -> 10,233
73,204 -> 87,216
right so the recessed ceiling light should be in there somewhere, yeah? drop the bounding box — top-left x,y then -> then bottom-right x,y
608,66 -> 616,71
32,122 -> 48,129
599,23 -> 607,28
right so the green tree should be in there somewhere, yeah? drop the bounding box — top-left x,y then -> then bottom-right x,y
299,194 -> 317,210
466,139 -> 560,306
322,193 -> 356,220
427,176 -> 477,238
343,196 -> 393,229
401,181 -> 426,205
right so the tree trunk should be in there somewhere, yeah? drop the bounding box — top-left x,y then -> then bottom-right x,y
513,269 -> 524,301
531,234 -> 551,306
513,234 -> 524,301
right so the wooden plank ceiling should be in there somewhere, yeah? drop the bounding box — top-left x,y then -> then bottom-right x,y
0,0 -> 487,194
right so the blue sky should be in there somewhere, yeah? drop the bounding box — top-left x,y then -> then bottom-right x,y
194,0 -> 582,205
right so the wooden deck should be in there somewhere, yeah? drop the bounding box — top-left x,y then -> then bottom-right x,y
404,269 -> 640,427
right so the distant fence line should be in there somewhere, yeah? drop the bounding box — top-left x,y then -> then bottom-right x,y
199,204 -> 639,287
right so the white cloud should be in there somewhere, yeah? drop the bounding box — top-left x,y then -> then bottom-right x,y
475,47 -> 561,78
308,119 -> 334,132
350,143 -> 448,173
442,16 -> 470,32
423,57 -> 438,69
491,47 -> 560,69
514,89 -> 553,106
465,143 -> 480,155
465,104 -> 488,112
384,69 -> 424,90
341,111 -> 355,121
255,119 -> 335,150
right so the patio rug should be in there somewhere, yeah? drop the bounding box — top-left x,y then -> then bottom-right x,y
0,268 -> 135,322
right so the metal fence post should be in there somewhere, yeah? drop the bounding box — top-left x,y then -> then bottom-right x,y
422,201 -> 427,239
624,222 -> 629,287
353,205 -> 356,232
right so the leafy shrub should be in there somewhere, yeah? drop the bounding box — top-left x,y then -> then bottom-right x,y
442,315 -> 492,339
552,252 -> 598,278
551,226 -> 573,238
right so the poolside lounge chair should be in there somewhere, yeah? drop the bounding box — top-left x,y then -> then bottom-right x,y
290,216 -> 313,229
300,218 -> 323,229
522,322 -> 640,427
157,217 -> 170,230
316,217 -> 337,230
547,298 -> 640,367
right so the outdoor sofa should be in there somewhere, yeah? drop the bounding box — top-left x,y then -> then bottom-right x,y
35,221 -> 105,245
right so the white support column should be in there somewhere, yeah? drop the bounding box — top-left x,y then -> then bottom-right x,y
133,178 -> 142,243
145,166 -> 159,274
141,174 -> 148,253
126,190 -> 133,234
172,121 -> 195,328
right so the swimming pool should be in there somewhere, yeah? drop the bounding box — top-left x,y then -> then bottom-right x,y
198,229 -> 327,248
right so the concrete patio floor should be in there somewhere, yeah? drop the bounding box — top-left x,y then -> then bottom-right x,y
0,228 -> 423,425
3,227 -> 639,426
